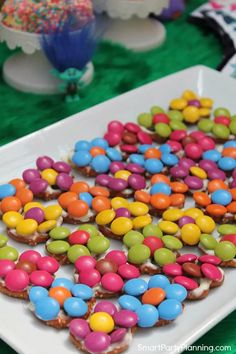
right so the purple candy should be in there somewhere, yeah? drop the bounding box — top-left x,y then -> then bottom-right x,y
109,162 -> 126,174
184,176 -> 203,190
179,158 -> 196,170
233,169 -> 236,179
188,99 -> 201,107
207,169 -> 226,181
22,169 -> 41,183
230,179 -> 236,188
56,173 -> 73,191
52,161 -> 71,174
116,208 -> 131,218
110,328 -> 127,344
170,166 -> 188,178
84,332 -> 111,353
178,216 -> 195,227
96,174 -> 112,187
36,156 -> 54,170
128,174 -> 146,190
29,178 -> 48,194
94,301 -> 118,316
24,207 -> 45,223
69,319 -> 91,339
108,178 -> 128,191
126,163 -> 145,174
113,310 -> 138,328
199,160 -> 217,171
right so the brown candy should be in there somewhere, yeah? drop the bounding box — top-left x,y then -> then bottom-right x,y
95,259 -> 118,275
181,136 -> 197,147
15,260 -> 37,274
122,132 -> 137,145
182,262 -> 202,278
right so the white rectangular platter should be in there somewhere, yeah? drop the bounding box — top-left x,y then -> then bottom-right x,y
0,66 -> 236,354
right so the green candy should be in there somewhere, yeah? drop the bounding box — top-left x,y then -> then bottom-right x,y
151,106 -> 165,115
67,245 -> 90,263
214,107 -> 231,117
154,123 -> 171,138
87,236 -> 110,254
0,246 -> 18,261
123,231 -> 144,248
168,110 -> 184,121
218,224 -> 236,235
154,248 -> 176,266
143,224 -> 163,238
214,241 -> 236,261
162,235 -> 183,250
47,240 -> 70,255
78,224 -> 98,238
229,120 -> 236,135
49,226 -> 70,240
0,234 -> 8,248
169,120 -> 187,131
200,234 -> 217,250
231,115 -> 236,121
198,119 -> 214,133
128,244 -> 151,264
137,113 -> 153,128
212,124 -> 230,139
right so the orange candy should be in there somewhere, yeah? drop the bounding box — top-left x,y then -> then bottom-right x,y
150,193 -> 171,209
208,179 -> 228,193
193,191 -> 211,206
49,286 -> 72,306
15,188 -> 33,206
151,174 -> 170,185
1,196 -> 22,213
89,186 -> 110,197
170,193 -> 185,207
67,200 -> 89,217
206,204 -> 227,217
70,181 -> 89,194
58,192 -> 78,209
226,201 -> 236,213
92,196 -> 111,212
144,148 -> 161,160
142,288 -> 166,305
90,147 -> 106,157
170,182 -> 188,193
134,190 -> 151,204
9,178 -> 26,190
222,147 -> 236,159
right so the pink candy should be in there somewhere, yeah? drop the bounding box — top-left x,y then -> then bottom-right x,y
137,131 -> 152,144
105,250 -> 127,266
163,263 -> 183,276
118,264 -> 140,279
125,122 -> 141,134
101,273 -> 124,293
0,260 -> 15,278
29,270 -> 53,287
120,145 -> 138,153
108,121 -> 124,134
94,301 -> 118,316
166,140 -> 182,153
201,263 -> 222,281
176,254 -> 198,264
37,256 -> 59,274
170,130 -> 187,141
104,132 -> 121,147
19,250 -> 41,264
174,275 -> 198,290
113,310 -> 138,328
198,137 -> 215,151
184,143 -> 203,160
198,255 -> 221,265
5,269 -> 29,292
214,116 -> 231,126
79,269 -> 101,287
75,256 -> 96,272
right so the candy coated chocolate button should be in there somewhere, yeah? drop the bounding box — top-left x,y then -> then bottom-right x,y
114,309 -> 138,328
174,276 -> 198,290
15,260 -> 37,274
198,255 -> 221,265
182,262 -> 202,278
163,263 -> 183,276
95,259 -> 118,275
94,301 -> 118,316
201,263 -> 222,281
84,332 -> 111,354
176,254 -> 197,264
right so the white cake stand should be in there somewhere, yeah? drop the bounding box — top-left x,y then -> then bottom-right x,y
93,0 -> 169,51
0,21 -> 94,94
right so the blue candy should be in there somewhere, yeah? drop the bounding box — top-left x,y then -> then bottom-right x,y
164,284 -> 187,302
71,284 -> 93,300
35,297 -> 60,321
136,304 -> 159,328
118,295 -> 142,312
158,299 -> 182,320
29,286 -> 48,304
75,140 -> 91,151
218,157 -> 236,171
129,154 -> 145,166
139,145 -> 153,153
91,155 -> 111,173
91,138 -> 109,149
224,141 -> 236,148
64,298 -> 88,317
148,275 -> 170,289
211,189 -> 232,206
159,144 -> 171,154
150,182 -> 171,196
51,278 -> 74,290
203,149 -> 221,162
124,279 -> 148,296
79,192 -> 93,207
144,158 -> 163,174
106,148 -> 122,162
0,184 -> 16,199
161,153 -> 179,166
72,151 -> 92,167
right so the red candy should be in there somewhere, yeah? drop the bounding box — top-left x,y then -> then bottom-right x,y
176,254 -> 198,264
170,130 -> 187,141
221,234 -> 236,246
120,145 -> 138,153
143,236 -> 164,255
201,263 -> 222,281
124,122 -> 141,134
214,116 -> 231,126
174,275 -> 198,290
137,131 -> 152,144
198,255 -> 221,265
153,114 -> 170,125
68,230 -> 90,245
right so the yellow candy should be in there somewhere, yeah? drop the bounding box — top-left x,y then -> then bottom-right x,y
2,211 -> 23,228
110,217 -> 133,235
111,197 -> 129,210
37,220 -> 57,233
89,312 -> 114,333
199,108 -> 211,117
158,221 -> 179,235
41,168 -> 58,185
114,170 -> 131,181
162,209 -> 184,222
133,215 -> 152,229
182,90 -> 197,101
16,219 -> 38,236
181,223 -> 201,245
24,202 -> 44,213
190,166 -> 207,179
44,205 -> 62,220
129,202 -> 149,216
185,208 -> 203,219
196,215 -> 215,233
183,106 -> 200,123
95,209 -> 116,225
200,98 -> 214,108
170,98 -> 187,110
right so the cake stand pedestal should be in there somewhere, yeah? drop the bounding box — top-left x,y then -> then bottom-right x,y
0,22 -> 94,94
93,0 -> 169,51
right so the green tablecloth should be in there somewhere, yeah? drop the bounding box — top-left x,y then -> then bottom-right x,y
0,0 -> 235,353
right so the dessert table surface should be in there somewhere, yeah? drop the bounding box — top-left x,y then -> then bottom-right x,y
0,0 -> 235,353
